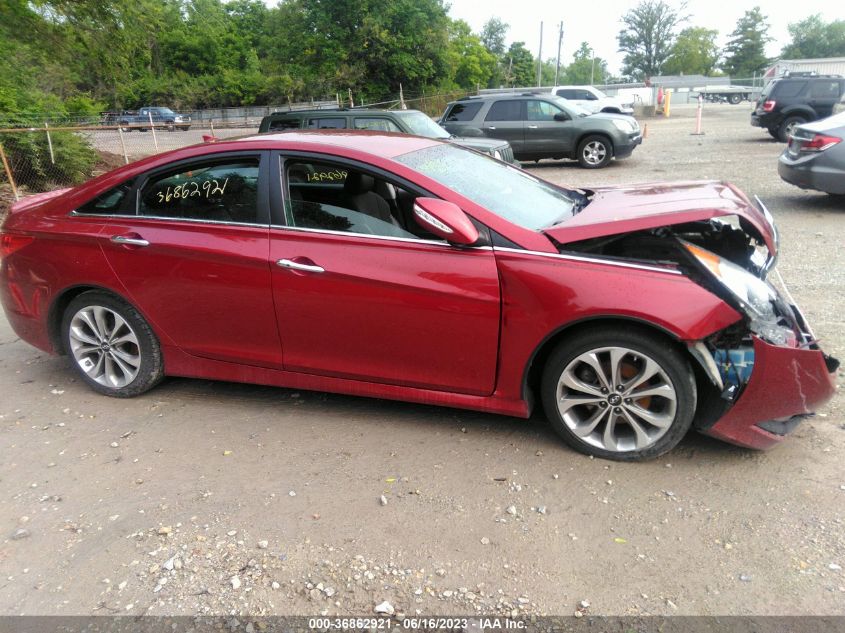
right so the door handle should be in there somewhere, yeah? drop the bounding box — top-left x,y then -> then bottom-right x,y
527,125 -> 538,129
110,235 -> 150,247
276,258 -> 325,273
487,126 -> 497,130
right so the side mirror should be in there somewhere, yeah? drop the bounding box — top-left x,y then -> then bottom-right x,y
412,198 -> 479,245
553,112 -> 569,122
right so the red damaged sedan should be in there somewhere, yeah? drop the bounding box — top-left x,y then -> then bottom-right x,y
0,131 -> 837,460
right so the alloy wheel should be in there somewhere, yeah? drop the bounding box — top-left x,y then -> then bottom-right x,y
68,305 -> 141,388
555,346 -> 677,452
582,141 -> 607,166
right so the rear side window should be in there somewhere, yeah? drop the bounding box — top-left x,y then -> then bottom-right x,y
353,118 -> 402,132
76,182 -> 133,215
556,89 -> 576,99
810,81 -> 841,99
306,118 -> 346,129
485,100 -> 523,122
268,118 -> 302,131
444,102 -> 482,122
771,81 -> 806,98
139,158 -> 261,224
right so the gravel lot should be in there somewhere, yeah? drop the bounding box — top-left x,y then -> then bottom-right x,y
1,105 -> 843,618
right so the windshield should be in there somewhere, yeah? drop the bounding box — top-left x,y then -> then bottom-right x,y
550,97 -> 592,117
395,143 -> 578,230
395,111 -> 450,139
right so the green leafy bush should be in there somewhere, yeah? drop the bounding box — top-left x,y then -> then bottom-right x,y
1,128 -> 97,190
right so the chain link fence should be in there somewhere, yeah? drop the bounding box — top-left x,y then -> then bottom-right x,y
0,88 -> 472,218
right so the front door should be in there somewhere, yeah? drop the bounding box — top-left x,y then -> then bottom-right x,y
100,152 -> 282,368
269,156 -> 501,395
524,99 -> 575,157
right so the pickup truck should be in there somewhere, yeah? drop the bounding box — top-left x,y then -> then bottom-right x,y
116,107 -> 191,132
692,86 -> 753,105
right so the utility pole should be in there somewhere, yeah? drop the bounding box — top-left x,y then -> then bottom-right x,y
554,22 -> 563,86
536,21 -> 543,87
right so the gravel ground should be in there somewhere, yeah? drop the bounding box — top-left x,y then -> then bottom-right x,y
0,105 -> 843,619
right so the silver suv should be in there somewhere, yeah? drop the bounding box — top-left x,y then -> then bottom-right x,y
440,94 -> 641,169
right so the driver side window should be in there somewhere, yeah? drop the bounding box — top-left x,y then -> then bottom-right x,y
282,160 -> 439,241
527,100 -> 561,121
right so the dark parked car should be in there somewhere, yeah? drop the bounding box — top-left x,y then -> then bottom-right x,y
440,94 -> 641,168
1,131 -> 837,460
118,107 -> 192,132
259,108 -> 518,164
751,73 -> 844,142
778,111 -> 845,196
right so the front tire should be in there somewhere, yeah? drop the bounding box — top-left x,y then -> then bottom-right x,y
577,135 -> 613,168
541,328 -> 696,461
61,291 -> 164,398
728,93 -> 742,105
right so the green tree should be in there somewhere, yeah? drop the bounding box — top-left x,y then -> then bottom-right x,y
617,0 -> 688,80
503,42 -> 536,87
480,17 -> 508,56
722,7 -> 771,79
564,42 -> 609,85
781,15 -> 845,59
663,27 -> 719,76
444,20 -> 496,89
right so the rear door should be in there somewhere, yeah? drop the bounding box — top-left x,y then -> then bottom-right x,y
99,151 -> 282,368
808,79 -> 842,119
483,100 -> 525,153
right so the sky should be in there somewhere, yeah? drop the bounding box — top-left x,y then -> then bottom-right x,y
445,0 -> 841,76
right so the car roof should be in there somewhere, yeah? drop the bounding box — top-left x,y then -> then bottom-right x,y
451,93 -> 558,104
221,130 -> 445,159
267,109 -> 422,117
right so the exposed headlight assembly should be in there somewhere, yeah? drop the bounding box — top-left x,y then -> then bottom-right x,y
682,241 -> 795,346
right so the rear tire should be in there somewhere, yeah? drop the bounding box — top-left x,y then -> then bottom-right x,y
778,116 -> 805,143
61,291 -> 164,398
541,327 -> 696,461
728,93 -> 742,105
767,128 -> 779,139
577,135 -> 613,169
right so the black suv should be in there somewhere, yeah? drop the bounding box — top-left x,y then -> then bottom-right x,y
259,108 -> 518,164
439,94 -> 641,168
752,73 -> 844,142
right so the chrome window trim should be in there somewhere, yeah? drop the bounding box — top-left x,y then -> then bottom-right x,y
70,210 -> 267,229
494,246 -> 684,275
270,223 -> 493,249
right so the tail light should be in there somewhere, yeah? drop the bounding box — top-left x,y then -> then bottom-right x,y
0,232 -> 35,260
762,100 -> 776,112
795,133 -> 841,153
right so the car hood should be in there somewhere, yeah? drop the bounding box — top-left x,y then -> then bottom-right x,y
448,136 -> 508,151
542,180 -> 777,255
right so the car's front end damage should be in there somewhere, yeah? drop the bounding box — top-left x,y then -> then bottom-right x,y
543,181 -> 839,449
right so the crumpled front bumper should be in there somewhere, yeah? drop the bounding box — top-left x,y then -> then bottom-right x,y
703,336 -> 838,449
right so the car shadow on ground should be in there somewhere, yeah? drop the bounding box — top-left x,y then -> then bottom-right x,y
155,376 -> 757,464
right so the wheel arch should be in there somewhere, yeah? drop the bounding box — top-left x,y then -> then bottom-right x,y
48,284 -> 144,355
779,107 -> 814,122
575,130 -> 615,155
521,315 -> 688,408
